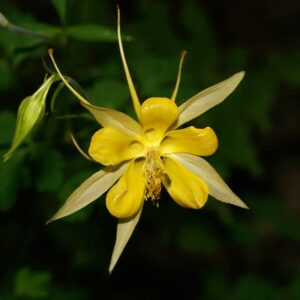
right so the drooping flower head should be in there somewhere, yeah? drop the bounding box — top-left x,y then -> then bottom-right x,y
48,7 -> 248,272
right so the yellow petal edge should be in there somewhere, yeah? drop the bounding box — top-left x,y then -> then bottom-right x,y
163,157 -> 208,209
106,160 -> 145,219
161,126 -> 218,156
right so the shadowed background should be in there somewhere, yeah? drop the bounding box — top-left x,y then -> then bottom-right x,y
0,0 -> 299,299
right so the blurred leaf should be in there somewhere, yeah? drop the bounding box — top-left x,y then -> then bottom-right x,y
226,48 -> 248,71
51,0 -> 67,23
287,270 -> 300,300
213,115 -> 262,177
204,270 -> 228,300
132,54 -> 178,97
0,28 -> 40,56
15,19 -> 61,39
232,222 -> 260,246
277,219 -> 300,241
30,146 -> 64,193
241,70 -> 278,130
66,25 -> 132,42
86,79 -> 129,109
180,1 -> 217,70
233,275 -> 281,300
253,196 -> 283,225
0,59 -> 14,91
0,111 -> 15,146
12,44 -> 47,68
214,204 -> 235,226
14,267 -> 51,298
177,221 -> 219,254
0,149 -> 26,212
268,51 -> 300,87
0,9 -> 60,66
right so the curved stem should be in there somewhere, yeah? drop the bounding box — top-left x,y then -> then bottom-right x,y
0,11 -> 53,42
117,5 -> 141,120
171,51 -> 187,101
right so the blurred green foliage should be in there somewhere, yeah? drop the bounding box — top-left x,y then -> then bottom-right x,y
0,0 -> 299,299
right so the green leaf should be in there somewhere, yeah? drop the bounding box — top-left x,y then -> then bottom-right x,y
14,267 -> 51,298
30,146 -> 64,193
177,221 -> 219,254
0,60 -> 14,91
0,149 -> 26,212
17,19 -> 61,39
86,79 -> 129,109
4,75 -> 57,161
132,54 -> 177,97
66,24 -> 132,42
51,0 -> 67,23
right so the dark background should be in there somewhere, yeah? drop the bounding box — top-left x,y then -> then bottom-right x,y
0,0 -> 299,299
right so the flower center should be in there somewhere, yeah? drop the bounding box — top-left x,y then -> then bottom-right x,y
144,150 -> 164,205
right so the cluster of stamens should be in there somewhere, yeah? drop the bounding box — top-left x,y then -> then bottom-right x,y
144,150 -> 164,206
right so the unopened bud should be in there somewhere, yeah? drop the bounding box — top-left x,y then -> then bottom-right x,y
3,74 -> 57,161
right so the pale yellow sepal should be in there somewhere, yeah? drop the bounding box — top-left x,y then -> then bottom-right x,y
106,160 -> 145,219
48,49 -> 141,138
109,204 -> 143,273
47,163 -> 128,223
176,71 -> 245,128
4,75 -> 57,161
81,102 -> 142,138
163,157 -> 208,209
161,126 -> 218,156
89,127 -> 144,166
170,153 -> 249,208
140,97 -> 178,146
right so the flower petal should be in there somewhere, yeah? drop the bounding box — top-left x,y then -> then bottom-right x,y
48,49 -> 141,137
109,204 -> 143,273
140,97 -> 178,146
176,72 -> 245,128
171,153 -> 249,208
47,163 -> 128,223
89,127 -> 145,166
163,157 -> 208,209
160,126 -> 218,156
106,160 -> 145,219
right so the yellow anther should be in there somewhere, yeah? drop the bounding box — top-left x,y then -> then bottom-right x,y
144,150 -> 164,202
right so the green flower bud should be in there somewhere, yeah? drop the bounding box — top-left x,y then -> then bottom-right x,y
3,74 -> 57,161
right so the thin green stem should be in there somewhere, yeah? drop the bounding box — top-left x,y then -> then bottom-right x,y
0,11 -> 53,42
55,113 -> 93,121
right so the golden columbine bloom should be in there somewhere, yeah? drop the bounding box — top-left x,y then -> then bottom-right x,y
48,8 -> 248,272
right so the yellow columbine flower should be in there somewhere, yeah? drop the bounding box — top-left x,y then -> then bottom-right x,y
47,8 -> 248,272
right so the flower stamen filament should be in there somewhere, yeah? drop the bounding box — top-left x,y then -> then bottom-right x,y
144,150 -> 164,205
